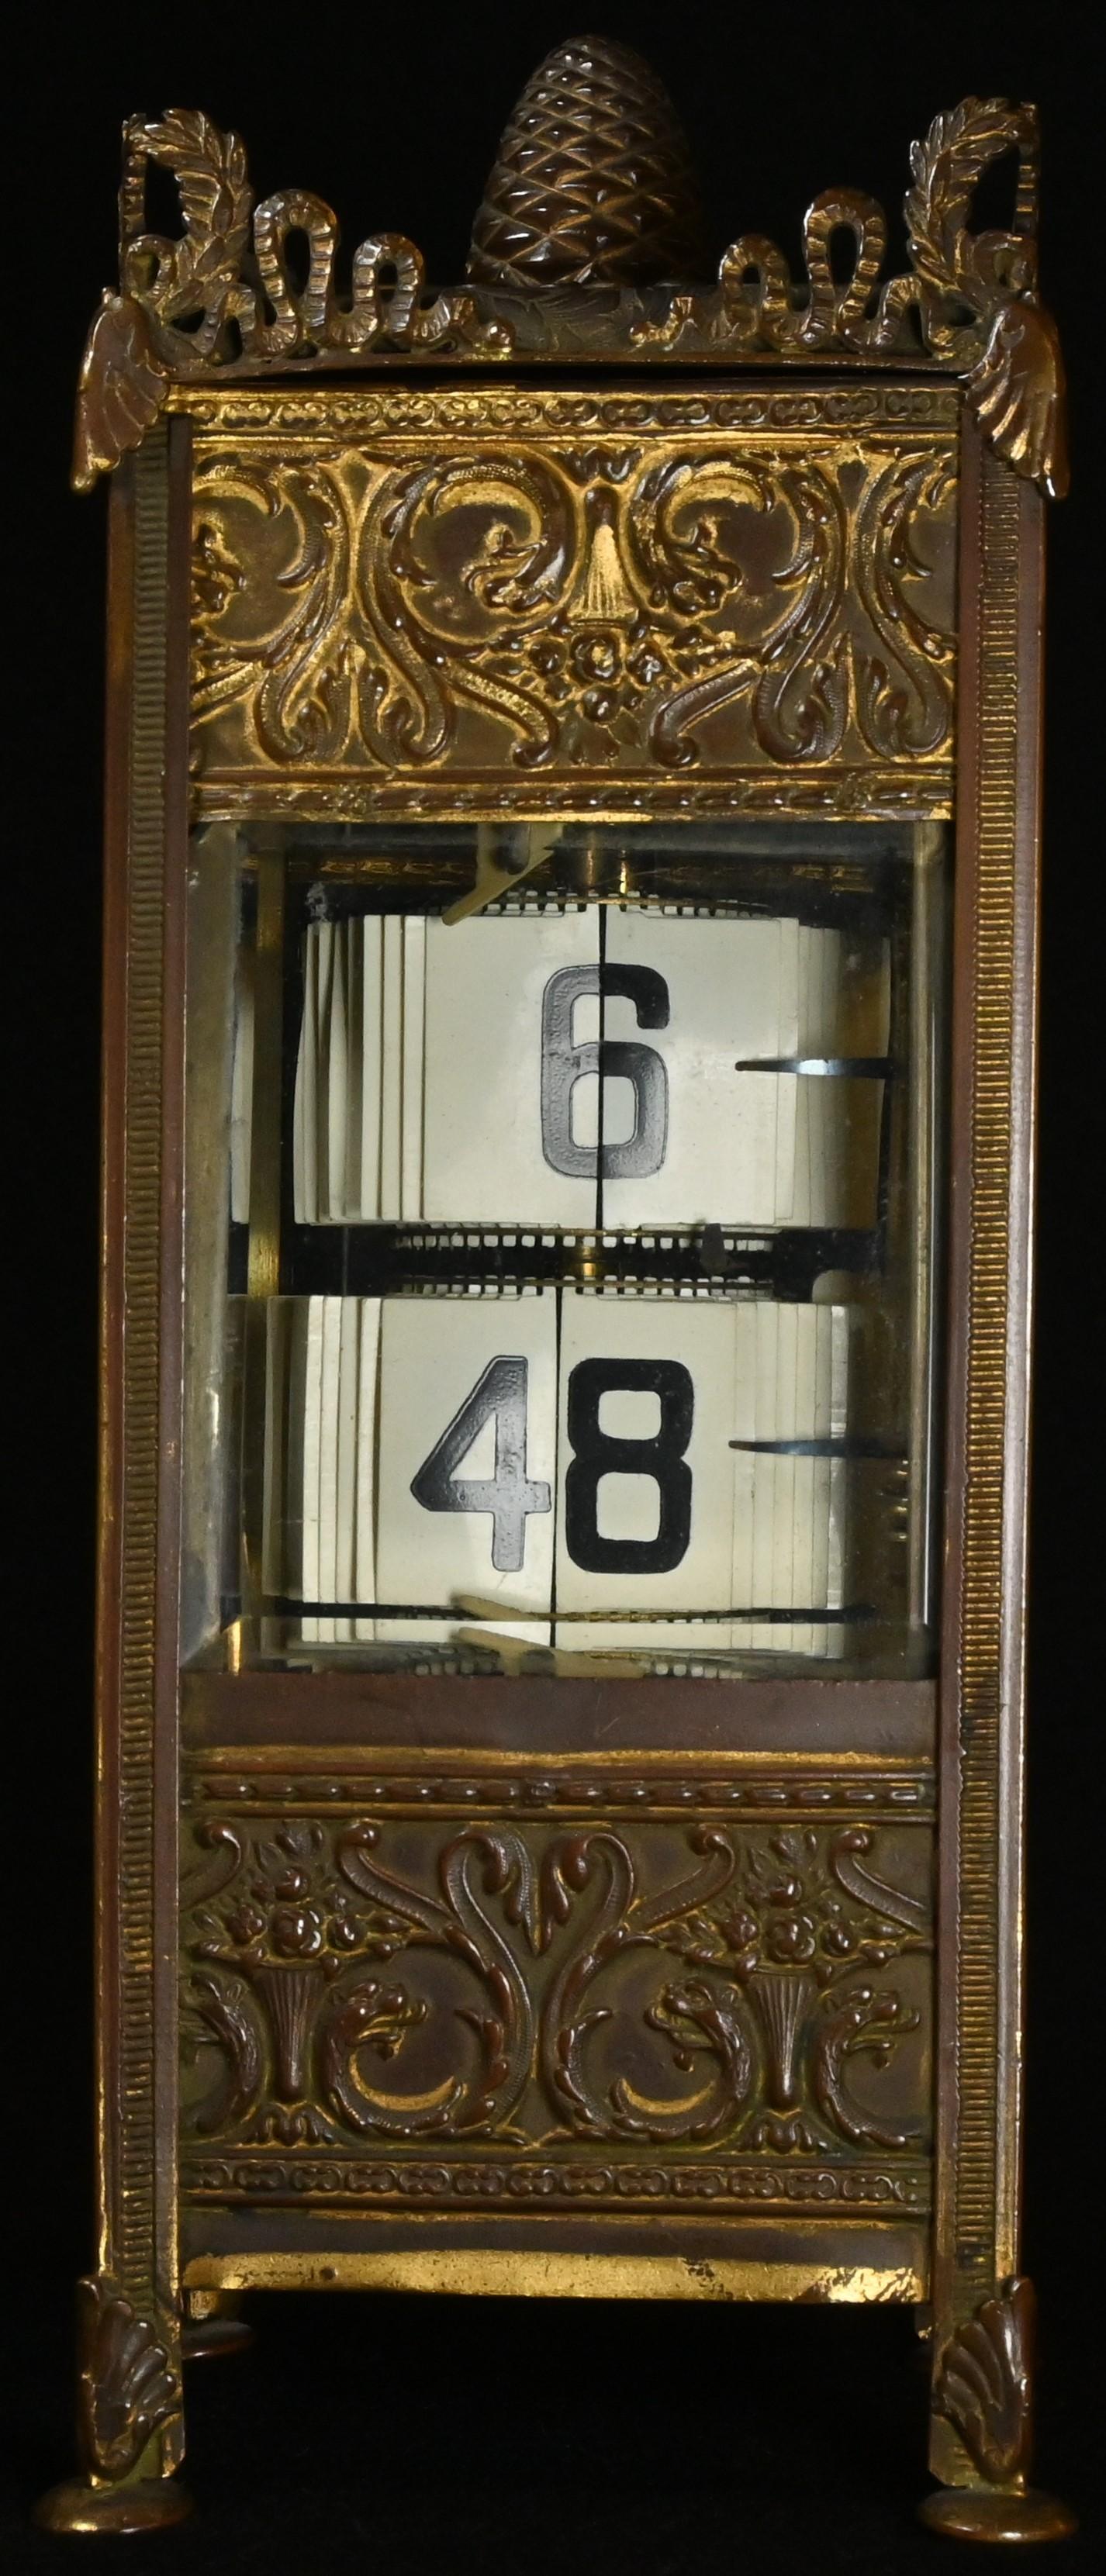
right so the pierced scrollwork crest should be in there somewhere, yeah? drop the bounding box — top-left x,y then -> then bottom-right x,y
74,107 -> 510,491
636,97 -> 1066,496
181,1811 -> 931,2161
75,90 -> 1065,497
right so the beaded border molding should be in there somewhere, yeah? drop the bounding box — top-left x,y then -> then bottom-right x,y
74,44 -> 1066,499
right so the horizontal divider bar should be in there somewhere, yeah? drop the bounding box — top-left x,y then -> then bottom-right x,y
181,1670 -> 936,1759
266,1599 -> 876,1624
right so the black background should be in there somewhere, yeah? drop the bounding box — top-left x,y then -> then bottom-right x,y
7,2 -> 1101,2566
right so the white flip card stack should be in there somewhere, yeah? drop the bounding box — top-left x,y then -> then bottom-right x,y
264,1291 -> 855,1661
263,1297 -> 381,1643
292,917 -> 426,1224
291,910 -> 888,1232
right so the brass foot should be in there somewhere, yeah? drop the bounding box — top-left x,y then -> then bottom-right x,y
182,2312 -> 254,2360
33,2477 -> 192,2536
919,2487 -> 1077,2544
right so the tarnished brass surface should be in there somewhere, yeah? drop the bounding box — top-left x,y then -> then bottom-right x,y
918,2489 -> 1077,2544
73,110 -> 506,492
93,432 -> 185,2470
71,2274 -> 182,2484
953,454 -> 1030,2312
931,444 -> 1042,2456
467,35 -> 706,289
68,46 -> 1068,2537
185,385 -> 957,820
101,440 -> 170,2318
74,84 -> 1065,496
180,1674 -> 937,1761
923,427 -> 1056,2522
34,2478 -> 193,2536
178,1759 -> 932,2216
924,2280 -> 1076,2533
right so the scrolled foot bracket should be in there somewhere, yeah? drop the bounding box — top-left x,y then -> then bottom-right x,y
35,2272 -> 191,2537
34,2477 -> 192,2536
921,2278 -> 1075,2545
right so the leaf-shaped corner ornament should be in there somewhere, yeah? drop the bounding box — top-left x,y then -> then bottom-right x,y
72,293 -> 168,491
904,95 -> 1035,305
967,296 -> 1069,498
901,95 -> 1068,495
71,106 -> 253,485
119,107 -> 254,350
129,107 -> 252,272
76,2274 -> 181,2481
74,102 -> 513,483
933,2276 -> 1035,2483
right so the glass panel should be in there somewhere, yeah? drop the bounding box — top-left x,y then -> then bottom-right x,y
181,819 -> 946,1678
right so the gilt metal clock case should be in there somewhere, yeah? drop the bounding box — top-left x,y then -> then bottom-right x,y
40,36 -> 1071,2545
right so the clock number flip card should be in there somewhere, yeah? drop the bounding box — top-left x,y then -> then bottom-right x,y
555,1291 -> 852,1655
375,1290 -> 557,1639
266,1290 -> 852,1659
292,904 -> 889,1235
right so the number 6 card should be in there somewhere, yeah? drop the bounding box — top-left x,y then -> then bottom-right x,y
293,906 -> 887,1234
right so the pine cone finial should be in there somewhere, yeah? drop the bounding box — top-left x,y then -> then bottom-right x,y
467,33 -> 707,292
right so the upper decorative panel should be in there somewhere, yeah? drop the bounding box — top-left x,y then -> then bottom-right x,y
187,387 -> 957,820
74,47 -> 1066,499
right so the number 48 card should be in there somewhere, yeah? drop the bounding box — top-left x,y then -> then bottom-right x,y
267,1290 -> 855,1657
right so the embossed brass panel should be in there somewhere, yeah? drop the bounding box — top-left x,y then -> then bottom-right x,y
185,387 -> 957,822
179,1764 -> 933,2211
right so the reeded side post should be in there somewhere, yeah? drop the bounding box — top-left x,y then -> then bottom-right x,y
36,429 -> 193,2536
920,423 -> 1073,2545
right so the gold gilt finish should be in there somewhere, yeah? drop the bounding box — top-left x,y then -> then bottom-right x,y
948,450 -> 1025,2312
184,384 -> 957,822
52,29 -> 1073,2547
36,430 -> 192,2538
926,426 -> 1052,2522
96,428 -> 181,2409
466,33 -> 707,288
182,2249 -> 925,2302
638,98 -> 1067,499
74,90 -> 1065,496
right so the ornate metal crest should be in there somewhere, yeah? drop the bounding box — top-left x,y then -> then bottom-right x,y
74,44 -> 1066,500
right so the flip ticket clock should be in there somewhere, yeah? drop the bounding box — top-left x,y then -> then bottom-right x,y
40,38 -> 1073,2542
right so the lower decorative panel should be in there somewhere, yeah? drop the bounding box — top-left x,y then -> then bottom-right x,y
180,1756 -> 933,2258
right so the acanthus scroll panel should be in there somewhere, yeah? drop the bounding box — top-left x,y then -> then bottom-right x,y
183,387 -> 959,826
